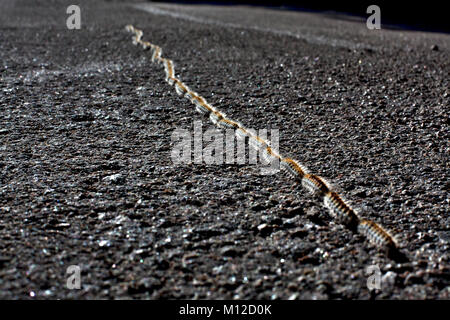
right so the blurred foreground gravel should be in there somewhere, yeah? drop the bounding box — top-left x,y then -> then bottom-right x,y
0,0 -> 449,299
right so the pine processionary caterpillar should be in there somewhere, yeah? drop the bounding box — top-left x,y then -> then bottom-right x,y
249,135 -> 269,150
141,41 -> 152,50
209,111 -> 225,124
185,90 -> 197,100
133,33 -> 143,45
301,174 -> 331,196
196,104 -> 211,115
261,147 -> 281,163
164,60 -> 175,85
152,47 -> 161,63
323,192 -> 359,229
280,158 -> 309,180
358,219 -> 397,250
191,99 -> 213,114
266,147 -> 281,160
125,25 -> 407,260
236,127 -> 251,140
174,80 -> 189,96
217,119 -> 241,130
190,95 -> 213,115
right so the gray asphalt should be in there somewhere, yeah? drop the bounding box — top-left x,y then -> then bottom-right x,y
0,0 -> 449,299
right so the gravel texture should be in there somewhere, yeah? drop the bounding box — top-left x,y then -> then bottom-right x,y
0,0 -> 449,299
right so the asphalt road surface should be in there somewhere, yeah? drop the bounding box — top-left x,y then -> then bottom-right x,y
0,0 -> 449,299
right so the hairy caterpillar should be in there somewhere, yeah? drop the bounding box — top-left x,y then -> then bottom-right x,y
141,41 -> 152,50
261,147 -> 281,163
217,119 -> 241,130
236,127 -> 251,140
174,80 -> 189,96
323,192 -> 359,229
185,90 -> 197,100
189,95 -> 212,115
190,93 -> 207,107
196,103 -> 211,115
265,147 -> 281,160
152,47 -> 161,63
125,25 -> 407,260
209,111 -> 226,124
164,60 -> 175,85
131,29 -> 143,45
302,174 -> 331,196
249,135 -> 269,150
280,158 -> 308,179
358,220 -> 406,261
358,219 -> 397,249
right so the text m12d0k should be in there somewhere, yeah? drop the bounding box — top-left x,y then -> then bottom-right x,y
223,304 -> 272,315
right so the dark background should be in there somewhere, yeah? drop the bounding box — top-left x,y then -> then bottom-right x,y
152,0 -> 450,33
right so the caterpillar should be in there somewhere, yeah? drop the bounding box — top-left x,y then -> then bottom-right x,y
263,147 -> 281,163
358,219 -> 406,261
302,174 -> 331,196
261,147 -> 282,163
125,25 -> 407,260
358,219 -> 397,249
174,79 -> 189,96
236,127 -> 251,140
280,158 -> 309,180
217,119 -> 241,130
249,135 -> 270,150
323,191 -> 359,230
185,90 -> 198,101
152,47 -> 161,63
209,111 -> 225,124
190,95 -> 213,115
164,60 -> 175,85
